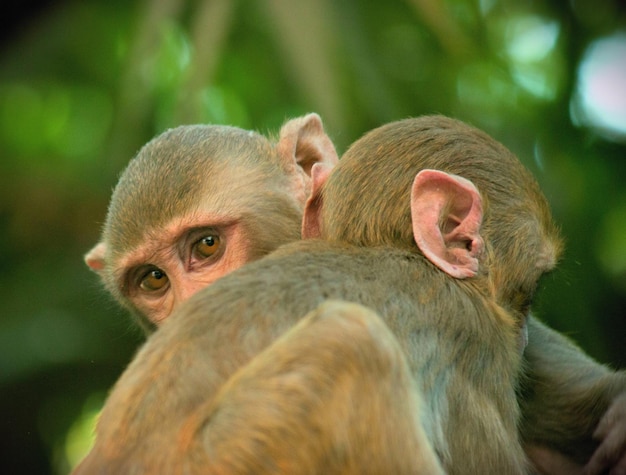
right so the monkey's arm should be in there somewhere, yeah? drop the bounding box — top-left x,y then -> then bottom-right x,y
183,300 -> 443,475
520,316 -> 626,473
74,300 -> 444,474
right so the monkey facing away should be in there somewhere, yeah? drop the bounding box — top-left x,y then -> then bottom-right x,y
85,113 -> 337,330
76,116 -> 626,474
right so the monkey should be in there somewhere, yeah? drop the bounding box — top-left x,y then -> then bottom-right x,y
75,115 -> 626,474
84,113 -> 338,331
83,115 -> 626,473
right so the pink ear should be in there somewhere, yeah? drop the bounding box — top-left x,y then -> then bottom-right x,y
277,113 -> 339,175
84,242 -> 107,273
302,162 -> 334,239
276,113 -> 338,206
411,170 -> 484,279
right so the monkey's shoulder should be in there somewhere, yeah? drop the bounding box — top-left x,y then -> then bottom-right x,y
183,240 -> 455,330
268,239 -> 363,257
265,239 -> 426,267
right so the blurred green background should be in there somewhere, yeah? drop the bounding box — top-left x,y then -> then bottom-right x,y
1,0 -> 624,473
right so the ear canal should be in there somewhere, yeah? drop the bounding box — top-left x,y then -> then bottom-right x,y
302,162 -> 334,239
410,170 -> 484,279
85,242 -> 107,273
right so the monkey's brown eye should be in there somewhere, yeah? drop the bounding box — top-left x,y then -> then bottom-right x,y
193,235 -> 221,259
139,269 -> 169,292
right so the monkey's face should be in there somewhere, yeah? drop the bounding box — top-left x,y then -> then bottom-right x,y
85,115 -> 338,331
109,211 -> 254,326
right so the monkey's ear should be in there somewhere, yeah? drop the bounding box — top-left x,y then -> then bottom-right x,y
302,162 -> 333,239
85,242 -> 107,273
410,170 -> 484,279
277,113 -> 338,177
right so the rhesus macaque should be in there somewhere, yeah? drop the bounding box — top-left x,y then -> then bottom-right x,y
76,116 -> 626,474
85,113 -> 337,330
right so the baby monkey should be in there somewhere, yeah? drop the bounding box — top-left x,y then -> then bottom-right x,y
86,113 -> 337,330
82,115 -> 626,474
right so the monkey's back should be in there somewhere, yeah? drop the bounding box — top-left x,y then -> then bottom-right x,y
93,240 -> 527,473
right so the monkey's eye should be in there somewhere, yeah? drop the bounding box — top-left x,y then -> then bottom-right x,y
193,235 -> 221,259
139,268 -> 169,292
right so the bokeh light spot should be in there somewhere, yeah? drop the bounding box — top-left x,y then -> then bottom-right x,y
503,16 -> 562,100
505,16 -> 559,63
572,33 -> 626,141
64,393 -> 105,471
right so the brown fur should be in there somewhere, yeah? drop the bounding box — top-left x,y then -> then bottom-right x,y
520,317 -> 626,464
319,116 -> 561,315
75,116 -> 558,474
76,242 -> 526,474
175,300 -> 443,474
77,116 -> 626,474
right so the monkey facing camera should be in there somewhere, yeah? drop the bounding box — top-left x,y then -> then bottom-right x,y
79,115 -> 626,474
85,113 -> 337,330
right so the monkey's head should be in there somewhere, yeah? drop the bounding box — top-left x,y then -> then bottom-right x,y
85,114 -> 338,331
304,115 -> 562,320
